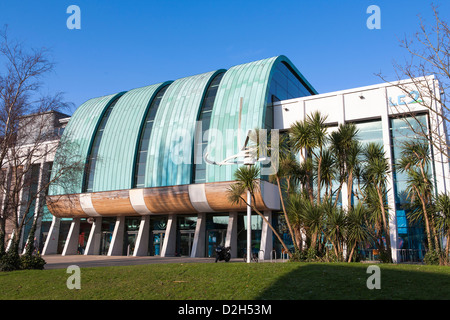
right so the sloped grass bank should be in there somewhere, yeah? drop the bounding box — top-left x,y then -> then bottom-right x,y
0,262 -> 449,300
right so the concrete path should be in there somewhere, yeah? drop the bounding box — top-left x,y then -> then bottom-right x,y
42,254 -> 242,269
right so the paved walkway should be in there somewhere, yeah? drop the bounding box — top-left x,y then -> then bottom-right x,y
42,254 -> 242,269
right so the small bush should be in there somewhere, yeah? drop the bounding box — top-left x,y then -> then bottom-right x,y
424,250 -> 443,265
0,252 -> 46,271
0,252 -> 21,272
20,255 -> 46,270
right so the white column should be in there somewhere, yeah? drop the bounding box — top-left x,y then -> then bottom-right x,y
84,217 -> 102,255
338,93 -> 350,211
133,215 -> 150,256
42,216 -> 60,255
108,216 -> 125,256
225,212 -> 238,258
62,218 -> 80,256
246,190 -> 252,263
383,87 -> 399,263
260,210 -> 273,261
161,214 -> 177,257
191,212 -> 206,258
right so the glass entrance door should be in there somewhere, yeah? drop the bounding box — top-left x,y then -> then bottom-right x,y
151,231 -> 165,256
100,231 -> 112,255
125,231 -> 138,256
207,229 -> 226,257
178,230 -> 195,256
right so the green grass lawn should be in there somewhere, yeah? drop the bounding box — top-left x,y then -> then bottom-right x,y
1,262 -> 450,300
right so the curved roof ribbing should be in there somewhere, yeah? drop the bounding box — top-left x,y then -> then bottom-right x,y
146,69 -> 225,187
48,92 -> 124,196
49,56 -> 316,196
205,55 -> 315,182
92,81 -> 172,192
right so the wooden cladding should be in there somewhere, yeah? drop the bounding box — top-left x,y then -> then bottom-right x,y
90,189 -> 134,216
204,181 -> 266,211
46,181 -> 276,218
46,194 -> 85,218
143,185 -> 196,213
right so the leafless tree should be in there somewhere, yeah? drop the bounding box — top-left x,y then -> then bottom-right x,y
0,26 -> 77,256
377,4 -> 449,160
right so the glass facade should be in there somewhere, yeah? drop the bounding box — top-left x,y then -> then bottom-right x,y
237,212 -> 262,258
176,215 -> 197,256
205,214 -> 228,257
83,97 -> 121,193
354,120 -> 383,146
133,85 -> 169,188
21,164 -> 40,248
193,72 -> 224,184
266,62 -> 312,130
390,114 -> 430,258
150,216 -> 167,256
100,217 -> 116,255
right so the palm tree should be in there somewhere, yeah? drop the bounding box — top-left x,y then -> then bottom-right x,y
346,202 -> 372,262
397,140 -> 438,252
227,165 -> 293,258
286,190 -> 326,254
290,111 -> 328,205
286,191 -> 308,252
315,148 -> 336,202
435,193 -> 450,264
324,201 -> 346,261
362,142 -> 392,262
269,148 -> 300,253
329,123 -> 360,208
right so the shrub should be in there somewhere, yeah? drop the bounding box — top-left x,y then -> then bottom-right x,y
424,250 -> 443,265
20,255 -> 46,270
0,252 -> 21,272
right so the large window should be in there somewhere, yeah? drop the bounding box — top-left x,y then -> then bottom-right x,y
266,62 -> 312,130
133,85 -> 169,188
354,119 -> 383,146
193,72 -> 224,184
82,97 -> 121,193
390,114 -> 430,254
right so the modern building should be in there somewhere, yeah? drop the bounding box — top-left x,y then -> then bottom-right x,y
13,55 -> 445,263
275,75 -> 449,262
1,110 -> 70,253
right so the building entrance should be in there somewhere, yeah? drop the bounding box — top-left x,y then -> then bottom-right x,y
207,229 -> 226,257
100,231 -> 112,255
151,231 -> 165,256
178,230 -> 195,256
125,230 -> 138,256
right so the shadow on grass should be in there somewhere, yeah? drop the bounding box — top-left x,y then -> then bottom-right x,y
256,263 -> 450,300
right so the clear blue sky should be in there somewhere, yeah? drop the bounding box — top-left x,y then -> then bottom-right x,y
1,0 -> 449,115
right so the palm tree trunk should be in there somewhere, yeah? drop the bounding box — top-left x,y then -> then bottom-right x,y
446,233 -> 450,264
376,186 -> 392,261
240,194 -> 293,259
347,171 -> 353,209
348,243 -> 357,262
317,157 -> 322,206
417,192 -> 433,252
276,176 -> 298,251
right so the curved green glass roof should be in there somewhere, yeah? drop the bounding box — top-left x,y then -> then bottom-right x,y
146,69 -> 225,187
49,55 -> 316,195
48,92 -> 125,196
91,82 -> 172,192
205,55 -> 315,182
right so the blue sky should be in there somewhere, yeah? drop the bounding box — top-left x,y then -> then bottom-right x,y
1,0 -> 449,115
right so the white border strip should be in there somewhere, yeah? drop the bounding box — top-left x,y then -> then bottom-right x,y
129,189 -> 153,215
79,193 -> 101,217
